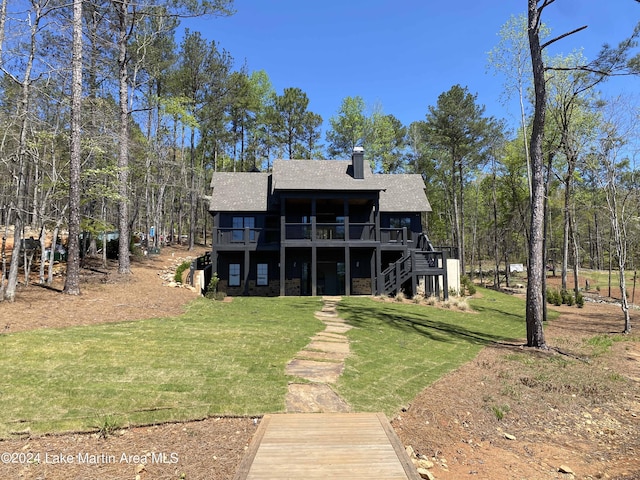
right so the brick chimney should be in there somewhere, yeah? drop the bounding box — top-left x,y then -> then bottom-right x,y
352,146 -> 364,180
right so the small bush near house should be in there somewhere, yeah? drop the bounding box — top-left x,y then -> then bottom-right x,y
205,273 -> 220,300
467,281 -> 477,296
174,261 -> 191,283
460,275 -> 477,296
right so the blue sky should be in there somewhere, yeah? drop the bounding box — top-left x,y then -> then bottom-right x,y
186,1 -> 639,134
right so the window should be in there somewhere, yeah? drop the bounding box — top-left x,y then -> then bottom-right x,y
390,216 -> 412,229
229,264 -> 240,286
389,216 -> 412,242
232,216 -> 256,242
257,263 -> 268,286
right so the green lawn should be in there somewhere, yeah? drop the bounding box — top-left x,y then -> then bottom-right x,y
0,289 -> 542,437
335,288 -> 540,414
0,297 -> 323,437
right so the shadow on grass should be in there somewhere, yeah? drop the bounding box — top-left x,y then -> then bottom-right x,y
339,300 -> 523,347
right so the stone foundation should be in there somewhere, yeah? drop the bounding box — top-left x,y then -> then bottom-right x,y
216,280 -> 280,297
216,280 -> 243,296
285,279 -> 301,296
247,280 -> 280,296
351,278 -> 372,295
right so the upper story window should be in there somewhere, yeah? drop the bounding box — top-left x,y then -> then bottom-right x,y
387,216 -> 414,242
390,216 -> 412,230
232,216 -> 255,242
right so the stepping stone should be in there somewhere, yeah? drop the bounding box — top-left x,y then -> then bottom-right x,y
307,340 -> 350,354
315,311 -> 339,319
323,319 -> 350,326
324,324 -> 352,334
285,384 -> 351,413
312,332 -> 348,342
295,350 -> 349,362
282,296 -> 353,414
286,359 -> 344,383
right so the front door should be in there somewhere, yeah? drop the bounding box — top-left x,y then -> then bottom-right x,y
317,261 -> 345,295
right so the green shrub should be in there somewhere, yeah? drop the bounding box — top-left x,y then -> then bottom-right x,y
174,261 -> 191,283
205,273 -> 220,300
546,288 -> 562,306
553,289 -> 562,306
576,292 -> 584,308
459,275 -> 477,296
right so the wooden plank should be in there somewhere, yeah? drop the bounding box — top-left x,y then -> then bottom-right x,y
232,415 -> 271,480
233,413 -> 421,480
377,412 -> 422,480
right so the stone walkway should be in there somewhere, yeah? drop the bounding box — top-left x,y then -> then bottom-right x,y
284,296 -> 352,413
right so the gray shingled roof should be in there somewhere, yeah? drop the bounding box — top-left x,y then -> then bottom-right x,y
209,172 -> 271,211
209,159 -> 431,213
272,159 -> 380,191
378,174 -> 432,212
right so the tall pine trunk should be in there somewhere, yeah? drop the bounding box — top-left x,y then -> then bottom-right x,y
63,0 -> 83,295
115,1 -> 131,275
526,0 -> 547,348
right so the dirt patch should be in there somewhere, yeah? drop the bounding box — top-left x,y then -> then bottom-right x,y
1,245 -> 203,333
1,251 -> 639,479
393,300 -> 640,480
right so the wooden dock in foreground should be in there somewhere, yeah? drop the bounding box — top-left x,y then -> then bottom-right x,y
233,412 -> 421,480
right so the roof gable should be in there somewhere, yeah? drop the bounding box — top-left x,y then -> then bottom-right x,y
272,159 -> 380,191
208,160 -> 432,213
209,172 -> 271,211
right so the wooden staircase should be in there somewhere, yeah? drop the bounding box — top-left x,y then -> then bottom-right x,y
378,234 -> 449,298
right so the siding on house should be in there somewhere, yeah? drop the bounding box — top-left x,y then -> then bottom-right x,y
209,152 -> 447,297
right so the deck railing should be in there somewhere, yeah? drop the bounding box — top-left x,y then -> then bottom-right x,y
214,227 -> 279,245
214,225 -> 417,246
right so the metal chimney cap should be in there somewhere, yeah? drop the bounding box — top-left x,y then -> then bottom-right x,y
353,146 -> 364,153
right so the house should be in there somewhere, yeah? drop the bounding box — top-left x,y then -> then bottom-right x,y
208,148 -> 451,298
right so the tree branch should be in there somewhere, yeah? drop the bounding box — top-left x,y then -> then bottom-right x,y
538,0 -> 556,19
541,25 -> 588,50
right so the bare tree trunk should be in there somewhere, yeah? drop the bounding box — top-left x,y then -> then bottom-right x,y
0,0 -> 7,62
0,234 -> 6,299
450,156 -> 462,272
39,225 -> 47,284
607,170 -> 631,333
63,0 -> 83,295
115,0 -> 131,275
5,3 -> 39,302
189,128 -> 196,250
459,163 -> 466,276
561,179 -> 570,291
525,0 -> 547,348
492,164 -> 500,289
48,225 -> 59,285
571,211 -> 580,299
594,211 -> 603,271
